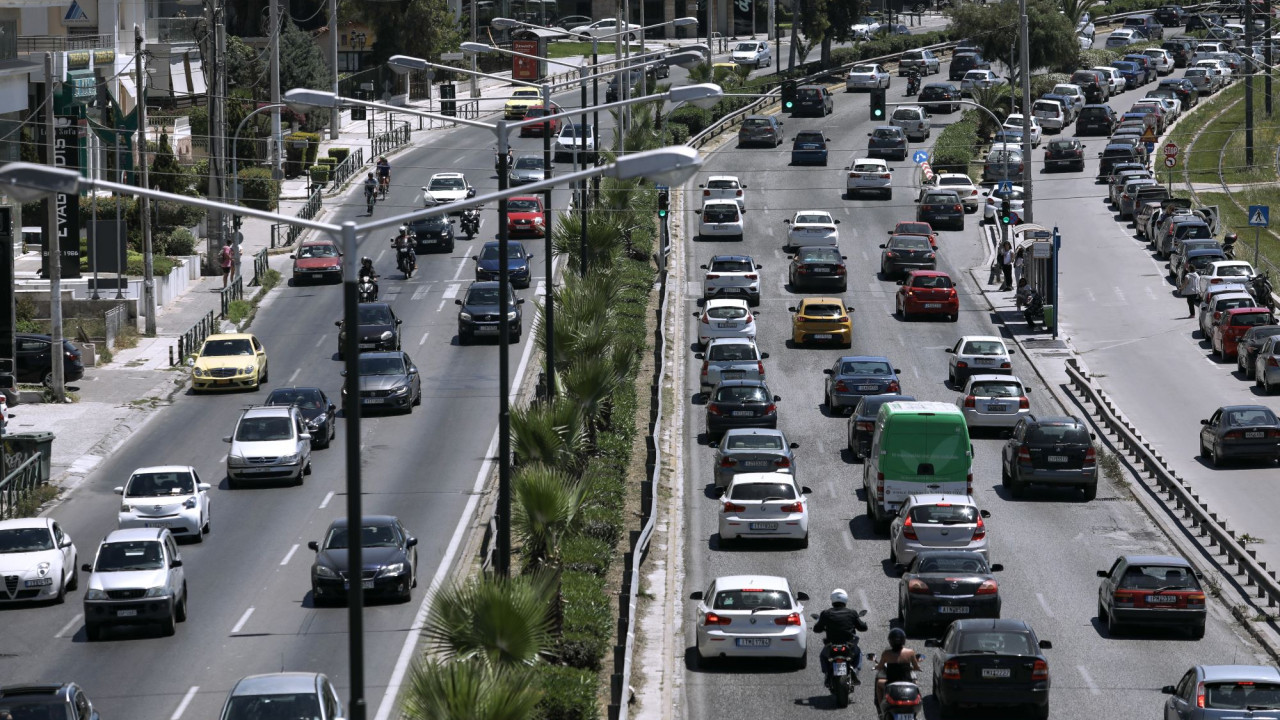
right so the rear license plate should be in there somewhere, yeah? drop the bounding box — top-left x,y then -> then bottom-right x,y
987,404 -> 1007,412
813,334 -> 833,340
938,605 -> 970,614
722,371 -> 744,379
145,522 -> 174,528
1048,455 -> 1068,463
1146,595 -> 1177,603
117,609 -> 138,617
1246,431 -> 1266,438
858,385 -> 877,391
893,714 -> 915,720
736,638 -> 771,647
982,668 -> 1011,678
732,410 -> 755,417
812,267 -> 831,273
833,662 -> 848,676
717,322 -> 736,328
744,460 -> 770,468
924,303 -> 942,309
974,358 -> 995,365
750,522 -> 779,530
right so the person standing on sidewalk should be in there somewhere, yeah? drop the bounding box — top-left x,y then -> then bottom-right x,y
1013,247 -> 1025,286
219,238 -> 234,289
998,241 -> 1014,291
1181,267 -> 1202,318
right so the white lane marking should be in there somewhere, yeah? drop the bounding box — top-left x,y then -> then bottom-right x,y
1085,287 -> 1096,303
231,607 -> 254,634
55,613 -> 83,638
841,529 -> 855,550
419,332 -> 430,346
442,283 -> 461,299
170,686 -> 200,720
281,544 -> 300,566
315,334 -> 327,348
373,254 -> 548,720
1114,287 -> 1127,303
287,368 -> 301,384
1077,665 -> 1101,695
1036,592 -> 1055,617
452,253 -> 470,281
220,454 -> 228,464
412,285 -> 433,301
319,491 -> 335,509
375,248 -> 386,264
1144,286 -> 1157,301
536,280 -> 547,297
857,589 -> 871,613
436,299 -> 447,313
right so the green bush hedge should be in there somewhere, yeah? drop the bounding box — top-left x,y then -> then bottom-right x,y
125,250 -> 175,277
317,156 -> 337,167
669,105 -> 714,136
328,147 -> 351,163
555,571 -> 612,670
931,109 -> 982,174
238,167 -> 280,211
285,131 -> 322,167
530,665 -> 598,720
1079,47 -> 1124,68
561,535 -> 612,576
309,165 -> 331,185
165,227 -> 198,256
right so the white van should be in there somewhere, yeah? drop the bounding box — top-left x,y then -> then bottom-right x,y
1031,99 -> 1067,132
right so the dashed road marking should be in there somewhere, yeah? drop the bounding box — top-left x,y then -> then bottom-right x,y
170,686 -> 200,720
412,285 -> 433,301
1036,592 -> 1055,617
319,491 -> 335,509
281,544 -> 299,566
287,368 -> 300,384
231,607 -> 254,634
442,283 -> 461,299
55,613 -> 83,638
1077,665 -> 1101,695
419,332 -> 430,346
315,334 -> 327,347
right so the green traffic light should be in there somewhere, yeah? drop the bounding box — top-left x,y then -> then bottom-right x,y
658,209 -> 667,217
785,101 -> 793,108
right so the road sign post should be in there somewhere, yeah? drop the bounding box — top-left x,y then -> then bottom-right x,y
1249,205 -> 1270,266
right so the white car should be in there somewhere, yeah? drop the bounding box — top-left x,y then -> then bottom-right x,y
421,172 -> 473,211
0,517 -> 77,604
959,69 -> 1006,96
114,466 -> 212,542
921,172 -> 981,212
554,122 -> 596,163
846,157 -> 892,199
982,185 -> 1025,223
1142,48 -> 1175,75
888,494 -> 990,566
784,210 -> 840,249
701,253 -> 762,305
1137,96 -> 1179,121
82,527 -> 188,640
889,105 -> 931,142
1193,42 -> 1228,65
699,175 -> 746,210
731,40 -> 772,68
718,473 -> 811,546
1078,33 -> 1094,50
696,298 -> 757,348
946,335 -> 1012,387
851,20 -> 883,39
846,63 -> 890,91
1199,260 -> 1258,296
1002,114 -> 1042,147
1092,66 -> 1126,95
224,405 -> 313,488
696,199 -> 745,241
699,338 -> 768,394
957,374 -> 1032,428
691,575 -> 809,666
1031,98 -> 1068,132
1105,28 -> 1142,49
1195,58 -> 1232,84
568,18 -> 642,40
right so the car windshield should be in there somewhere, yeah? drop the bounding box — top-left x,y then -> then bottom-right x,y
324,523 -> 401,550
853,163 -> 884,173
0,528 -> 53,553
724,434 -> 784,450
1117,564 -> 1200,590
840,360 -> 892,375
1048,140 -> 1078,151
1249,327 -> 1280,342
795,213 -> 831,225
1219,264 -> 1253,277
796,88 -> 822,99
710,258 -> 753,272
741,118 -> 772,129
296,244 -> 339,258
714,385 -> 769,403
222,693 -> 322,720
912,274 -> 953,288
891,236 -> 932,250
708,343 -> 756,361
873,128 -> 902,139
916,552 -> 988,573
970,380 -> 1023,397
201,338 -> 253,356
795,132 -> 824,143
891,108 -> 920,121
357,305 -> 393,325
910,502 -> 978,524
514,157 -> 543,169
357,356 -> 408,376
962,340 -> 1006,355
707,305 -> 747,319
1177,224 -> 1212,239
708,179 -> 739,190
923,194 -> 955,205
429,177 -> 465,190
267,388 -> 325,410
988,150 -> 1021,163
957,631 -> 1035,655
236,416 -> 293,442
803,303 -> 844,317
704,206 -> 739,222
1225,407 -> 1279,424
729,482 -> 797,501
1203,682 -> 1280,710
126,471 -> 195,496
735,42 -> 760,51
1028,424 -> 1090,443
851,65 -> 878,73
508,199 -> 541,213
94,541 -> 164,572
796,248 -> 840,263
712,588 -> 792,610
563,124 -> 590,137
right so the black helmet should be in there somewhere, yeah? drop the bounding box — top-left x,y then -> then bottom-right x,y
1225,232 -> 1239,242
888,628 -> 906,651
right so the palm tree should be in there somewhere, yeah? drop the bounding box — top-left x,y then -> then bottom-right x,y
970,85 -> 1012,136
401,658 -> 542,720
422,571 -> 556,666
551,209 -> 627,274
510,398 -> 586,471
512,465 -> 585,570
1059,0 -> 1098,26
560,355 -> 623,438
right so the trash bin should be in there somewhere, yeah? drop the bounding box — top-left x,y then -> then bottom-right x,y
3,431 -> 54,482
1042,305 -> 1055,330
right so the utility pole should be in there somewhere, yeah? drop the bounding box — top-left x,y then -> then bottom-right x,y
204,1 -> 226,274
1267,0 -> 1273,116
329,0 -> 339,140
135,27 -> 157,336
43,53 -> 65,403
1018,0 -> 1032,223
270,0 -> 283,176
1245,0 -> 1255,166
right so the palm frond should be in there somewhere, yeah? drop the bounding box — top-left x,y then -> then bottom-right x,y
421,574 -> 555,667
401,658 -> 542,720
513,464 -> 585,569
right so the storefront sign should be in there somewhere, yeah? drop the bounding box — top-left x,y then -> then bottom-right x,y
42,117 -> 83,279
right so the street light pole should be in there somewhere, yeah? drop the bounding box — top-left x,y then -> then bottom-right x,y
329,0 -> 339,140
135,28 -> 158,336
496,121 -> 513,576
231,103 -> 288,280
270,0 -> 283,175
43,53 -> 65,402
541,84 -> 556,398
1018,0 -> 1033,223
339,220 -> 366,720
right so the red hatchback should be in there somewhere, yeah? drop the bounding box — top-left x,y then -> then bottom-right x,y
506,196 -> 546,237
290,239 -> 343,284
896,270 -> 959,321
1212,307 -> 1275,360
520,104 -> 561,137
891,221 -> 938,249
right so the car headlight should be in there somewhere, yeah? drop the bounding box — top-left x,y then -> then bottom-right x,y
507,311 -> 518,321
307,417 -> 323,429
281,453 -> 301,464
243,365 -> 255,374
228,455 -> 247,467
390,385 -> 410,396
183,497 -> 198,509
36,561 -> 50,578
377,563 -> 405,577
533,217 -> 544,224
121,503 -> 131,512
144,586 -> 168,598
460,312 -> 473,321
86,588 -> 107,600
316,565 -> 337,578
193,367 -> 206,378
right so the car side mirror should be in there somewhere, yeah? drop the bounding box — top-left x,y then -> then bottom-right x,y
689,591 -> 704,600
1201,418 -> 1210,425
990,563 -> 1004,572
980,509 -> 992,518
698,184 -> 706,188
894,562 -> 908,575
760,352 -> 770,359
1024,388 -> 1032,393
408,366 -> 419,374
455,299 -> 463,305
692,312 -> 700,318
795,591 -> 809,602
329,403 -> 337,412
826,137 -> 832,142
694,209 -> 702,215
783,219 -> 791,224
471,255 -> 478,261
308,541 -> 319,551
924,638 -> 943,647
867,132 -> 873,137
517,298 -> 526,304
467,188 -> 476,198
896,280 -> 905,286
823,368 -> 833,375
694,353 -> 705,359
700,264 -> 708,270
1096,569 -> 1109,577
81,563 -> 92,572
396,318 -> 403,324
300,433 -> 312,441
171,559 -> 183,568
879,243 -> 888,249
742,184 -> 749,189
198,483 -> 211,491
113,486 -> 124,494
222,436 -> 232,443
708,440 -> 719,449
847,306 -> 855,313
407,537 -> 419,548
1038,640 -> 1052,649
340,370 -> 348,377
289,254 -> 296,259
788,306 -> 797,312
773,395 -> 782,402
1161,685 -> 1177,695
334,320 -> 342,327
945,348 -> 955,353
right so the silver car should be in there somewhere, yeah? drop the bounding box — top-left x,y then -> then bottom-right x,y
888,494 -> 991,565
698,337 -> 768,394
220,673 -> 345,720
1162,665 -> 1280,718
889,105 -> 931,142
223,405 -> 313,487
846,63 -> 890,91
1255,336 -> 1280,393
710,427 -> 798,488
958,374 -> 1032,429
508,155 -> 547,185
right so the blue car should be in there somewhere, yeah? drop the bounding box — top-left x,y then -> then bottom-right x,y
822,355 -> 902,414
790,131 -> 829,166
1110,60 -> 1144,89
473,240 -> 532,289
992,128 -> 1024,145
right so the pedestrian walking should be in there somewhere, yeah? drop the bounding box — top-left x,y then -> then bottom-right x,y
1013,247 -> 1025,286
998,241 -> 1014,291
1181,267 -> 1202,318
220,238 -> 234,288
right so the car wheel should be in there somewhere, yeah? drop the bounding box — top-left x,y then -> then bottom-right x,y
54,574 -> 66,604
160,604 -> 177,636
458,330 -> 471,346
1190,621 -> 1206,639
192,523 -> 204,543
85,623 -> 102,642
67,564 -> 78,591
1081,483 -> 1098,501
1212,444 -> 1223,467
227,477 -> 239,490
260,365 -> 268,384
1033,703 -> 1050,720
798,534 -> 809,549
175,584 -> 188,622
885,189 -> 892,200
203,512 -> 211,534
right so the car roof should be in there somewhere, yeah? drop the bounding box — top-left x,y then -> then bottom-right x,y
205,332 -> 256,342
242,405 -> 295,418
907,493 -> 976,506
906,270 -> 950,278
836,354 -> 893,364
231,673 -> 323,697
357,350 -> 407,360
712,575 -> 792,592
1226,307 -> 1271,316
0,517 -> 53,531
951,618 -> 1036,632
1120,554 -> 1192,566
727,473 -> 799,486
0,684 -> 72,699
709,254 -> 754,262
794,210 -> 833,219
1198,665 -> 1280,683
936,173 -> 971,181
852,157 -> 887,165
130,465 -> 196,475
1026,414 -> 1081,426
103,527 -> 167,543
705,297 -> 750,309
722,427 -> 787,440
430,172 -> 465,179
707,175 -> 741,182
960,334 -> 1004,344
702,198 -> 741,206
299,238 -> 336,245
705,336 -> 757,346
799,296 -> 844,305
326,515 -> 399,529
1211,260 -> 1253,269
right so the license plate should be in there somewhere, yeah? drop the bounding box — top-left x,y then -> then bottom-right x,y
1246,431 -> 1266,438
722,371 -> 744,379
749,522 -> 779,530
938,605 -> 971,614
24,578 -> 52,587
117,609 -> 138,617
145,522 -> 174,528
925,303 -> 942,308
858,385 -> 878,391
987,404 -> 1007,412
833,662 -> 848,676
893,714 -> 915,720
344,581 -> 377,590
982,668 -> 1011,678
744,460 -> 771,468
476,326 -> 499,335
974,358 -> 995,365
216,379 -> 231,385
363,398 -> 385,404
813,334 -> 833,340
736,638 -> 771,647
717,322 -> 736,328
732,410 -> 755,417
812,267 -> 832,273
1146,594 -> 1177,603
1048,455 -> 1068,463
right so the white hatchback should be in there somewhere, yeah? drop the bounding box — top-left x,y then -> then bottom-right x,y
0,517 -> 77,604
115,465 -> 212,542
718,473 -> 811,546
701,254 -> 762,305
699,175 -> 747,210
691,575 -> 809,666
696,298 -> 758,347
1198,260 -> 1257,296
1002,114 -> 1043,147
699,337 -> 768,394
846,158 -> 893,199
784,210 -> 840,249
696,199 -> 745,241
921,172 -> 981,212
888,494 -> 991,566
957,374 -> 1033,429
421,172 -> 473,210
946,335 -> 1012,387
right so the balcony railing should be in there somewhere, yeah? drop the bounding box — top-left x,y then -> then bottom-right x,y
17,34 -> 113,54
148,18 -> 199,45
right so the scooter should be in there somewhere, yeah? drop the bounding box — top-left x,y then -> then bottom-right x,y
461,207 -> 481,239
906,70 -> 921,96
1249,272 -> 1275,311
358,277 -> 378,302
1024,290 -> 1045,328
870,655 -> 924,720
1223,236 -> 1238,259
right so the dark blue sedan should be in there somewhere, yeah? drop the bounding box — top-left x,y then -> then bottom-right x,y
473,241 -> 532,289
791,131 -> 829,166
823,355 -> 902,414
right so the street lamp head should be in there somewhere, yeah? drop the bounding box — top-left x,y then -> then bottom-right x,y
283,88 -> 342,112
491,17 -> 521,29
673,16 -> 700,27
668,83 -> 724,110
610,146 -> 702,185
663,50 -> 705,69
0,162 -> 83,202
679,43 -> 711,57
460,41 -> 494,55
387,54 -> 428,74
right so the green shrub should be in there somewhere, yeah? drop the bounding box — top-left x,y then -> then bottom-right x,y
556,571 -> 611,670
166,227 -> 198,256
530,665 -> 598,720
561,535 -> 612,576
226,299 -> 252,324
664,122 -> 689,145
1079,47 -> 1123,68
669,105 -> 713,136
931,110 -> 981,174
1031,73 -> 1072,99
328,147 -> 351,163
125,251 -> 175,277
238,167 -> 280,211
309,165 -> 331,185
285,131 -> 323,166
317,156 -> 337,167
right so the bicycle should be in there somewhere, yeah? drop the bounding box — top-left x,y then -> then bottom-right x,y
378,174 -> 390,200
365,188 -> 376,215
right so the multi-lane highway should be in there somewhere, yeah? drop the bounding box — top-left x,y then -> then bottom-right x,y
676,53 -> 1272,719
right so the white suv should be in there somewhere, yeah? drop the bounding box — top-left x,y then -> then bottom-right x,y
696,199 -> 745,241
701,254 -> 762,305
82,527 -> 187,640
115,465 -> 211,542
890,105 -> 931,142
224,405 -> 313,488
698,337 -> 768,394
846,157 -> 893,199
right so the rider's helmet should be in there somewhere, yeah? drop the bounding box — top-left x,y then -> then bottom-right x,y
888,628 -> 906,651
367,172 -> 374,179
1225,232 -> 1239,243
399,224 -> 409,235
361,256 -> 372,268
830,589 -> 849,606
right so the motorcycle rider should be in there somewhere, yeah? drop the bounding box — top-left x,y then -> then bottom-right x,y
906,68 -> 921,95
813,589 -> 868,688
874,628 -> 922,709
1223,231 -> 1239,260
358,256 -> 379,300
391,225 -> 417,273
495,147 -> 513,171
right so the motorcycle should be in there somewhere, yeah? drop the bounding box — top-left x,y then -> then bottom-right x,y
906,71 -> 921,96
1223,237 -> 1238,260
1024,289 -> 1045,328
812,609 -> 867,708
495,149 -> 513,173
1249,272 -> 1275,311
461,207 -> 481,239
358,276 -> 378,302
869,655 -> 924,720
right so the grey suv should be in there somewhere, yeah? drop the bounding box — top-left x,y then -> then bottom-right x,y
220,673 -> 345,720
456,281 -> 525,344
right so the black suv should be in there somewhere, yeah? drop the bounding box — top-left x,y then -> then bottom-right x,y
456,281 -> 525,345
1070,69 -> 1109,103
0,684 -> 99,720
918,83 -> 960,113
1185,12 -> 1223,32
336,302 -> 402,359
407,216 -> 455,253
792,85 -> 834,117
16,333 -> 84,386
1153,4 -> 1185,26
1157,78 -> 1198,108
1000,414 -> 1098,499
948,52 -> 989,81
1161,37 -> 1195,67
1075,104 -> 1118,136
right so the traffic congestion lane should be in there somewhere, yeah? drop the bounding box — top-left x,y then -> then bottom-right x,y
678,58 -> 1267,720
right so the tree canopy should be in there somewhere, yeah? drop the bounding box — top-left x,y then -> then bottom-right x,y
341,0 -> 462,66
279,17 -> 331,93
947,0 -> 1079,74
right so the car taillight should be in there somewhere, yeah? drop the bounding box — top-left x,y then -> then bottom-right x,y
723,501 -> 746,512
1031,659 -> 1049,681
880,173 -> 892,179
967,472 -> 973,495
1224,430 -> 1244,439
835,380 -> 850,392
835,266 -> 847,274
779,501 -> 804,512
903,516 -> 918,540
849,172 -> 862,178
736,189 -> 743,197
942,660 -> 961,680
701,362 -> 709,377
976,579 -> 998,595
1197,682 -> 1206,708
705,273 -> 721,279
774,612 -> 802,626
964,395 -> 976,408
1084,447 -> 1097,466
1018,444 -> 1032,462
877,472 -> 885,498
1018,396 -> 1030,410
774,456 -> 791,468
907,578 -> 931,594
707,404 -> 723,415
757,361 -> 766,375
1187,592 -> 1207,607
1268,357 -> 1279,367
1000,361 -> 1011,369
701,314 -> 710,325
972,516 -> 986,540
719,457 -> 738,467
704,612 -> 733,626
856,421 -> 874,432
885,251 -> 896,258
887,381 -> 900,393
765,403 -> 777,414
956,360 -> 968,368
1113,589 -> 1140,606
745,273 -> 758,280
703,189 -> 711,196
953,204 -> 962,212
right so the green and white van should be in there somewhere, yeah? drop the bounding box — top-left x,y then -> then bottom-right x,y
862,401 -> 973,532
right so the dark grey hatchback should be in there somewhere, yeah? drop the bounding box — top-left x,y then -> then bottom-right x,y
880,234 -> 937,278
455,281 -> 525,345
1000,414 -> 1098,500
343,351 -> 422,413
847,393 -> 915,459
867,125 -> 908,161
928,619 -> 1052,719
705,379 -> 780,437
737,115 -> 783,147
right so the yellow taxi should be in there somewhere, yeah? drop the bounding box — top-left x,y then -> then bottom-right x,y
190,332 -> 269,392
789,297 -> 855,347
504,87 -> 543,120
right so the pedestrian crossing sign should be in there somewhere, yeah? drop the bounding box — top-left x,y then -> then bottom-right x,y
1249,205 -> 1269,228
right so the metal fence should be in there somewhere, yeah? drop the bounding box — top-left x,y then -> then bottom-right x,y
0,453 -> 43,520
219,276 -> 244,319
170,310 -> 217,366
372,123 -> 412,158
249,248 -> 269,287
104,304 -> 127,350
272,189 -> 323,248
331,148 -> 366,191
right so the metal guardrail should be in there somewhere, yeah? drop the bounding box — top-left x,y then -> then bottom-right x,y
0,453 -> 43,520
1064,357 -> 1280,608
331,148 -> 366,191
171,310 -> 217,366
372,123 -> 412,158
249,248 -> 269,287
219,277 -> 244,319
272,189 -> 324,249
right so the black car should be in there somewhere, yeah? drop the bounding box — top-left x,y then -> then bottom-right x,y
605,69 -> 645,103
928,618 -> 1053,719
407,216 -> 455,253
1000,415 -> 1097,500
342,351 -> 422,413
335,302 -> 402,359
880,234 -> 936,278
1097,554 -> 1206,638
916,190 -> 964,231
265,386 -> 337,449
16,333 -> 84,386
1161,38 -> 1194,67
1185,12 -> 1223,32
705,379 -> 780,436
792,84 -> 834,116
1158,78 -> 1199,108
847,393 -> 915,459
0,683 -> 99,720
474,240 -> 532,288
1199,404 -> 1280,466
897,551 -> 1004,635
1154,4 -> 1185,26
456,281 -> 525,344
309,515 -> 418,604
949,52 -> 990,81
788,245 -> 848,291
867,125 -> 908,161
1098,143 -> 1146,180
1236,325 -> 1280,378
1044,138 -> 1085,171
918,83 -> 960,113
1075,104 -> 1118,136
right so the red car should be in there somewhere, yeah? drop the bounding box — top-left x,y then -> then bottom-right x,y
290,239 -> 343,284
1212,307 -> 1275,360
519,104 -> 561,137
895,270 -> 959,321
890,220 -> 937,249
506,196 -> 546,237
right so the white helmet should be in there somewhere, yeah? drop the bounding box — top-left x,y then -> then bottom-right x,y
830,589 -> 849,605
399,224 -> 408,234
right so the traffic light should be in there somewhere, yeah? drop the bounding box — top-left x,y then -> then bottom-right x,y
781,80 -> 797,111
657,188 -> 670,218
999,197 -> 1013,225
440,82 -> 456,117
870,88 -> 886,121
